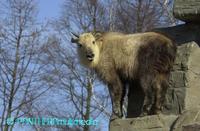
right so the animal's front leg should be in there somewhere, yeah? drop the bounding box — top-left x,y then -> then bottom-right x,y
108,78 -> 123,120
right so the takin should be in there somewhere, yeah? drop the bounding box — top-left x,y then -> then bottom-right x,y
71,31 -> 177,120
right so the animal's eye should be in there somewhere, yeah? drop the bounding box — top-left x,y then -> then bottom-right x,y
92,41 -> 95,44
78,43 -> 82,47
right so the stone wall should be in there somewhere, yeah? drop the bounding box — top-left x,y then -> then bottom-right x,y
164,42 -> 200,114
173,0 -> 200,22
110,108 -> 200,131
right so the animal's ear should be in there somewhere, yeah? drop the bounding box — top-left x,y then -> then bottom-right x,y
92,32 -> 103,41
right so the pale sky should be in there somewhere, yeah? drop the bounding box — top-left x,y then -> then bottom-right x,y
37,0 -> 64,21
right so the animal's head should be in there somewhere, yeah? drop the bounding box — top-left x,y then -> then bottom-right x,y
71,32 -> 102,68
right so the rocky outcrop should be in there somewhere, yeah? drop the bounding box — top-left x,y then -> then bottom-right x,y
110,108 -> 200,131
173,0 -> 200,22
110,114 -> 178,131
173,108 -> 200,131
164,42 -> 200,114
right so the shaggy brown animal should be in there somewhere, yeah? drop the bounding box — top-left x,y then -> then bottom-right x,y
71,31 -> 177,120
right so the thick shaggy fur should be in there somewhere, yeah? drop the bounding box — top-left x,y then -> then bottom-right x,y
71,32 -> 177,119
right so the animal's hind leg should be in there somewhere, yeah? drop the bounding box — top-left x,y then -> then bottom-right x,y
160,79 -> 168,106
140,75 -> 153,116
150,74 -> 168,114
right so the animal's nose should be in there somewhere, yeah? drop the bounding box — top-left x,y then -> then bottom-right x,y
86,53 -> 94,58
86,50 -> 94,58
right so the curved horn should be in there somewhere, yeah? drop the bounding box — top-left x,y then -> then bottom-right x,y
71,32 -> 79,38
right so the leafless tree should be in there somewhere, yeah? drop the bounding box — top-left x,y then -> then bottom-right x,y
0,0 -> 50,131
38,32 -> 110,131
110,0 -> 176,33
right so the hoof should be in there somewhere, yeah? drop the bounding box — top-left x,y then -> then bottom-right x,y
110,114 -> 120,121
149,107 -> 162,115
110,109 -> 122,121
140,111 -> 148,117
112,107 -> 122,118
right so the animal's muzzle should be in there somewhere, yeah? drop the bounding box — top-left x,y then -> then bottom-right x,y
86,50 -> 95,61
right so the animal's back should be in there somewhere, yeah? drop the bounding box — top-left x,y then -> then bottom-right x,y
99,32 -> 176,78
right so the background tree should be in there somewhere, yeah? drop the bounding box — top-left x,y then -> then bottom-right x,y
0,0 -> 50,131
112,0 -> 175,33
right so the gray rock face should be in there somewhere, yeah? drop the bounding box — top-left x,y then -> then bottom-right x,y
173,0 -> 200,22
110,109 -> 200,131
110,115 -> 178,131
173,108 -> 200,131
182,123 -> 200,131
164,42 -> 200,114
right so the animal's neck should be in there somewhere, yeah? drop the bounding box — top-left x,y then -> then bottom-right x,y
96,41 -> 103,53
